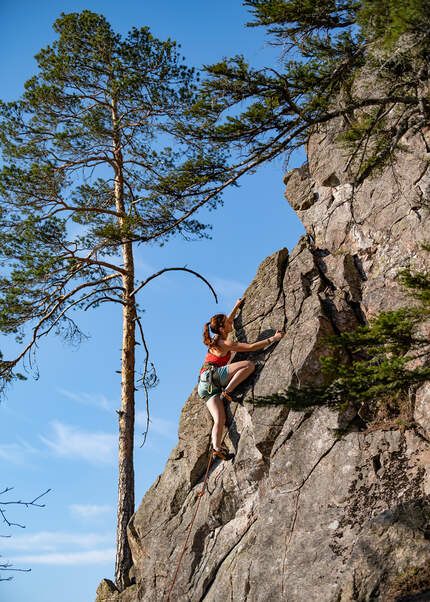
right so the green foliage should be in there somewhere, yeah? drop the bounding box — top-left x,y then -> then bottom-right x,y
0,351 -> 26,391
399,266 -> 430,304
245,0 -> 359,40
180,0 -> 430,185
252,260 -> 430,423
358,0 -> 430,48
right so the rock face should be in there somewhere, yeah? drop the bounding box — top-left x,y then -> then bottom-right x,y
96,123 -> 430,601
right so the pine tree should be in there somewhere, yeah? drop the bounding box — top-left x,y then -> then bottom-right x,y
0,11 -> 221,590
173,0 -> 430,185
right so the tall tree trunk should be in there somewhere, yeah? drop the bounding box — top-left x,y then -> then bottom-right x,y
115,249 -> 135,590
112,99 -> 135,591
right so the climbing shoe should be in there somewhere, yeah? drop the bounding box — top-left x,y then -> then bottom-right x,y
211,445 -> 234,461
212,448 -> 228,461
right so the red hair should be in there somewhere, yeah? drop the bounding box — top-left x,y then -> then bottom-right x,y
203,314 -> 226,347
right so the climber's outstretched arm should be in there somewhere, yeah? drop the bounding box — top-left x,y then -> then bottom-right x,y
227,298 -> 243,323
217,330 -> 285,353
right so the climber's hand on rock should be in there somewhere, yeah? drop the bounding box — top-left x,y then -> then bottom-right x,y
273,330 -> 285,342
229,298 -> 244,322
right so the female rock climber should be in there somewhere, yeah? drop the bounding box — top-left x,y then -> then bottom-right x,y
198,298 -> 285,460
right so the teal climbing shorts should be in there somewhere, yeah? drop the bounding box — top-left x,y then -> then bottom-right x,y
198,366 -> 229,403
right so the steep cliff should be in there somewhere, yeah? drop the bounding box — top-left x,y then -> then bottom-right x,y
96,120 -> 430,601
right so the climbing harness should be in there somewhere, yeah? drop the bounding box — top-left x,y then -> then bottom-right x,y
199,362 -> 222,395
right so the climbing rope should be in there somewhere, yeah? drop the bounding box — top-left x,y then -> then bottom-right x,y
165,400 -> 239,600
166,452 -> 214,601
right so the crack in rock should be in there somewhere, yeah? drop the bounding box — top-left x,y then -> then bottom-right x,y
197,517 -> 257,601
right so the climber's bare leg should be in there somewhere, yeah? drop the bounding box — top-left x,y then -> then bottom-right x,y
225,360 -> 255,394
206,395 -> 226,450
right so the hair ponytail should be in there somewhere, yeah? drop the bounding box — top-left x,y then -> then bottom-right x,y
203,322 -> 212,347
202,314 -> 227,348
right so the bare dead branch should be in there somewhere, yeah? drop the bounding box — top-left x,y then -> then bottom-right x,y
0,488 -> 50,580
130,267 -> 218,302
135,316 -> 151,447
1,488 -> 51,529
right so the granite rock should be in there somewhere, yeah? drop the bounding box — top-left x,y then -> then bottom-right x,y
96,109 -> 430,602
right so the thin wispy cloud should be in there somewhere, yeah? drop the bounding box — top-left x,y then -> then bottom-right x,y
3,530 -> 114,566
135,413 -> 177,440
57,388 -> 114,413
8,548 -> 115,566
0,439 -> 39,465
1,531 -> 113,552
40,421 -> 116,465
70,504 -> 112,520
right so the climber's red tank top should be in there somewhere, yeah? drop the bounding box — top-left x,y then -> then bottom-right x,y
200,350 -> 231,374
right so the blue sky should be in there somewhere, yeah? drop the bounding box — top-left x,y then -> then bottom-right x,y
0,2 -> 305,601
